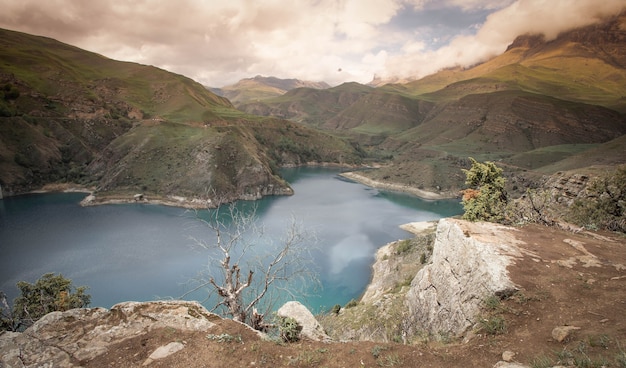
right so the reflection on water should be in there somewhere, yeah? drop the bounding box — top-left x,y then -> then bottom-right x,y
0,167 -> 461,313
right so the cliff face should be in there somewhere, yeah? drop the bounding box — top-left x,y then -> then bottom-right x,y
404,218 -> 523,337
321,218 -> 526,342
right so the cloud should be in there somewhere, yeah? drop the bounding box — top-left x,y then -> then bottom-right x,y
0,0 -> 624,87
380,0 -> 626,81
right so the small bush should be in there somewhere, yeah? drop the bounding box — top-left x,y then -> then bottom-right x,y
278,316 -> 302,343
616,349 -> 626,368
395,239 -> 413,254
344,299 -> 358,309
567,166 -> 626,233
2,273 -> 90,331
330,304 -> 341,315
461,158 -> 508,223
371,345 -> 387,358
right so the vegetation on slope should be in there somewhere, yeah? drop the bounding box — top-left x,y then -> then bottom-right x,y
234,13 -> 626,197
0,28 -> 361,201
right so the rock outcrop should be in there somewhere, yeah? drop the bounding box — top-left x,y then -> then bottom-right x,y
404,218 -> 525,337
0,301 -> 225,367
277,301 -> 330,342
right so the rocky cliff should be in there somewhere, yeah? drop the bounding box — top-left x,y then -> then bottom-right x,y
322,218 -> 526,342
404,218 -> 523,337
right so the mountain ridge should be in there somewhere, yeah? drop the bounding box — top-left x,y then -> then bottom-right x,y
233,13 -> 626,196
0,28 -> 362,202
210,75 -> 330,105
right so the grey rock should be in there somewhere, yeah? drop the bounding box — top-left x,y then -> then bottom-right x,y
142,341 -> 186,366
552,325 -> 581,342
493,362 -> 529,368
502,350 -> 516,362
277,301 -> 331,341
405,218 -> 523,337
0,301 -> 218,367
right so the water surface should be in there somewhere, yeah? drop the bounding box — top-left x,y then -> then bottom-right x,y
0,167 -> 461,312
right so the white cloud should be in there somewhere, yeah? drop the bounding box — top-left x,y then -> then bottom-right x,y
0,0 -> 624,87
380,0 -> 626,81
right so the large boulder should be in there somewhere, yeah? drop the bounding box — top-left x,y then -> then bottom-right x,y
277,301 -> 331,341
0,300 -> 218,367
405,218 -> 523,336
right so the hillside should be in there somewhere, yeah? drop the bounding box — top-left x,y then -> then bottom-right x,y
0,28 -> 361,203
236,13 -> 626,197
210,75 -> 330,105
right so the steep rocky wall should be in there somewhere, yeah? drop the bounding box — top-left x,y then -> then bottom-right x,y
405,218 -> 526,337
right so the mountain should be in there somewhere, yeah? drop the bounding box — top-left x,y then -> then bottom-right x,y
0,28 -> 361,202
235,12 -> 626,196
210,75 -> 330,105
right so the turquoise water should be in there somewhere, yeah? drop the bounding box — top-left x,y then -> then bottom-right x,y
0,167 -> 461,313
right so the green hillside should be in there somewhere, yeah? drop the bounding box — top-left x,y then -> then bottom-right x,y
235,13 -> 626,196
0,28 -> 361,202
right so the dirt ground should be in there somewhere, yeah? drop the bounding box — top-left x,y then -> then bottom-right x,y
84,224 -> 626,368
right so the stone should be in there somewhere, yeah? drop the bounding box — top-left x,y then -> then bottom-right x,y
502,350 -> 516,362
277,301 -> 331,341
493,362 -> 529,368
552,325 -> 581,342
0,301 -> 218,367
80,193 -> 96,205
143,341 -> 185,366
405,218 -> 523,336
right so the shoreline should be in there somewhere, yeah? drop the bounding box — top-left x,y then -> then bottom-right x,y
80,194 -> 215,209
339,171 -> 456,200
11,169 -> 457,209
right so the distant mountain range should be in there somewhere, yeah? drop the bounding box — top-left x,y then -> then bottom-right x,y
209,75 -> 330,104
1,11 -> 625,202
231,12 -> 626,194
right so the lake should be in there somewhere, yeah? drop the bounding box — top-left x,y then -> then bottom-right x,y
0,167 -> 461,313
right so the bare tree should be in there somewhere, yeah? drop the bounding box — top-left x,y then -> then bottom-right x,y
182,202 -> 319,331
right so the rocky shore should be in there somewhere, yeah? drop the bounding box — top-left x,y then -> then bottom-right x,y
339,171 -> 456,200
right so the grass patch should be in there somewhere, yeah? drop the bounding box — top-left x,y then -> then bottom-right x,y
477,315 -> 507,336
530,354 -> 553,368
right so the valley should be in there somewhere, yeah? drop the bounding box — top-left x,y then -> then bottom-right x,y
1,7 -> 626,368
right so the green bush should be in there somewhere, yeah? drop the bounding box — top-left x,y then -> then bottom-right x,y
461,158 -> 508,222
567,166 -> 626,233
395,239 -> 413,254
278,316 -> 302,343
3,273 -> 91,331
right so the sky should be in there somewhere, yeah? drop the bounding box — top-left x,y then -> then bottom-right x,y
1,0 -> 625,87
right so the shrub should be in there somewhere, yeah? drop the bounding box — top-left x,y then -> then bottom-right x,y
461,158 -> 508,222
7,273 -> 90,331
395,239 -> 414,254
278,316 -> 302,343
567,166 -> 626,233
344,299 -> 358,309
